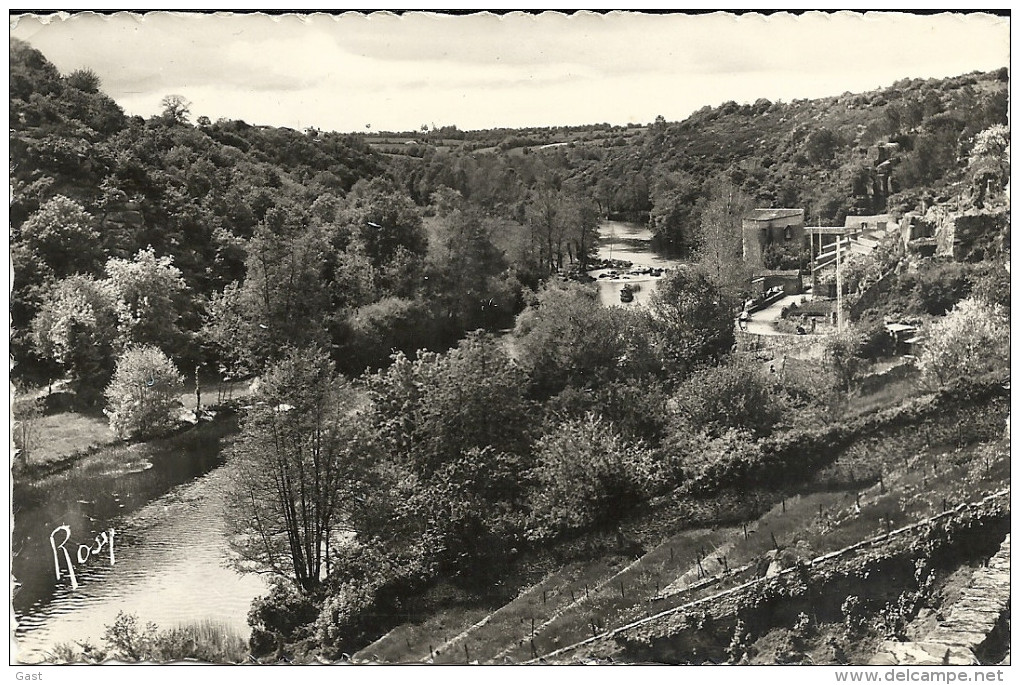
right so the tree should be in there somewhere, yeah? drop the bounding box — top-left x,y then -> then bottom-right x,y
804,127 -> 840,164
31,274 -> 119,401
695,177 -> 753,300
649,170 -> 702,256
105,247 -> 190,356
648,266 -> 736,379
15,195 -> 102,278
160,94 -> 191,125
65,67 -> 101,93
424,208 -> 518,337
105,345 -> 184,439
341,181 -> 427,277
368,331 -> 534,476
512,282 -> 660,397
824,328 -> 867,398
204,227 -> 333,374
226,347 -> 374,593
918,298 -> 1009,387
339,296 -> 434,373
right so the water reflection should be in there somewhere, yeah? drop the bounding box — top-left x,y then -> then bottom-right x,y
12,420 -> 268,663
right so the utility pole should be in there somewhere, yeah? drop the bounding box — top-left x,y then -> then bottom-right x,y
835,233 -> 845,332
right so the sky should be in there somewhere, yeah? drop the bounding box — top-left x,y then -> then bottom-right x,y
8,10 -> 1011,134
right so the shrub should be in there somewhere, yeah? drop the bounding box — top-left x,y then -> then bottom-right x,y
545,378 -> 671,444
104,345 -> 184,439
911,262 -> 973,316
247,580 -> 320,657
313,581 -> 380,657
102,612 -> 159,661
672,359 -> 787,438
918,298 -> 1009,387
526,413 -> 657,539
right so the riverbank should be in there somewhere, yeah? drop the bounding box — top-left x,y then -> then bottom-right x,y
12,377 -> 252,484
12,402 -> 268,662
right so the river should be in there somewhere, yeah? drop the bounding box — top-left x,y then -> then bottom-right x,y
590,220 -> 685,307
12,221 -> 676,663
11,418 -> 268,663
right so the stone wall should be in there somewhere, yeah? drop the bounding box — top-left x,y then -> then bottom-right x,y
870,534 -> 1011,666
734,330 -> 827,361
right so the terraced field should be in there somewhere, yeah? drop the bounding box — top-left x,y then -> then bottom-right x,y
354,413 -> 1008,664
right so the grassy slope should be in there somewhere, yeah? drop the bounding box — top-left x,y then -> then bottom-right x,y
352,369 -> 1008,664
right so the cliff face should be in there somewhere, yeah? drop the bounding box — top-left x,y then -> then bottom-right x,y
923,205 -> 1009,261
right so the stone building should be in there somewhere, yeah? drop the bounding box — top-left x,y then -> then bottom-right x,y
741,208 -> 805,271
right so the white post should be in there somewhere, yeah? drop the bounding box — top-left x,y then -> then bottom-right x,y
835,235 -> 845,332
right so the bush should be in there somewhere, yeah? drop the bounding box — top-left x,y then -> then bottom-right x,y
313,581 -> 380,657
911,262 -> 973,316
247,580 -> 320,657
104,345 -> 184,439
526,413 -> 658,539
918,298 -> 1009,388
55,612 -> 251,663
545,378 -> 670,444
967,261 -> 1010,310
856,321 -> 894,360
672,359 -> 787,438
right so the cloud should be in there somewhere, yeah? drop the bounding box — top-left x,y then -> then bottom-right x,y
9,10 -> 1009,132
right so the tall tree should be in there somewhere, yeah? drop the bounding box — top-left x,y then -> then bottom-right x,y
695,176 -> 753,301
649,170 -> 702,256
227,347 -> 374,593
204,226 -> 333,374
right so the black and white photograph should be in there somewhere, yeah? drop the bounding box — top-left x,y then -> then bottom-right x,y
8,9 -> 1011,673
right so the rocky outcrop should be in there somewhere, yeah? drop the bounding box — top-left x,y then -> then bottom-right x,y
923,205 -> 1009,261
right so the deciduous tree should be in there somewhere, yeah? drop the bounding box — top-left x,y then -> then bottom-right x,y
226,347 -> 374,593
648,266 -> 736,379
104,345 -> 184,439
918,298 -> 1009,387
31,274 -> 118,400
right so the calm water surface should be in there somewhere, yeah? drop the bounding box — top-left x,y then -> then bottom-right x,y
12,420 -> 267,663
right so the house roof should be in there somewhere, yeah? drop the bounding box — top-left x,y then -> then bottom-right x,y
746,208 -> 804,221
844,214 -> 893,229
